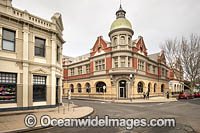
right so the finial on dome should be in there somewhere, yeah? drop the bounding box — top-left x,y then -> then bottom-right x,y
116,0 -> 126,19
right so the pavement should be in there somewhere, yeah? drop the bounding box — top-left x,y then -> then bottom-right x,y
30,98 -> 200,133
0,102 -> 94,133
71,96 -> 177,104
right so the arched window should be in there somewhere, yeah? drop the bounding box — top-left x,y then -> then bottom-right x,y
113,37 -> 117,46
128,37 -> 131,45
154,83 -> 157,93
161,84 -> 164,93
137,82 -> 143,93
77,83 -> 82,93
148,83 -> 151,92
120,36 -> 125,44
96,82 -> 106,93
70,84 -> 74,93
85,83 -> 91,93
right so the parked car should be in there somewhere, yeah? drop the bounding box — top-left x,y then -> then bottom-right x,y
178,92 -> 193,99
194,92 -> 200,98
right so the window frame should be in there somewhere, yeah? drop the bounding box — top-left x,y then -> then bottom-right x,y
34,37 -> 46,57
0,72 -> 17,103
56,45 -> 60,62
2,28 -> 16,52
33,75 -> 47,102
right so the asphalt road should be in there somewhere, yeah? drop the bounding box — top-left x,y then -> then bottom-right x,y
29,98 -> 200,133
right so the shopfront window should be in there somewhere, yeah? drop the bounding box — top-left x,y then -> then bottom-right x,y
33,75 -> 46,102
0,72 -> 17,103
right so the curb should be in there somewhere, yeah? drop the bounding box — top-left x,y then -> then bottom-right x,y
72,98 -> 178,104
2,107 -> 95,133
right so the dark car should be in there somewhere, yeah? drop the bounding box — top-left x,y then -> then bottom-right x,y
194,92 -> 200,98
178,92 -> 193,99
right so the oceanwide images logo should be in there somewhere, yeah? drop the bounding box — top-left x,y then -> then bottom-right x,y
24,114 -> 176,129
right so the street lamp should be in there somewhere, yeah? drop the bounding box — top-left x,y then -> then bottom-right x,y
130,74 -> 134,101
130,74 -> 133,79
103,86 -> 106,101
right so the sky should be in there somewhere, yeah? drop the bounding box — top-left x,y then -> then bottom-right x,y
13,0 -> 200,57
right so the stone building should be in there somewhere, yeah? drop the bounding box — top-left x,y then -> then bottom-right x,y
0,0 -> 64,109
169,59 -> 184,94
63,5 -> 170,99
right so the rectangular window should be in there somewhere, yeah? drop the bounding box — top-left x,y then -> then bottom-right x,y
138,60 -> 144,71
56,45 -> 60,62
102,60 -> 105,70
70,68 -> 74,76
33,75 -> 46,102
121,57 -> 125,67
86,64 -> 90,74
166,70 -> 168,77
153,66 -> 156,74
162,68 -> 165,76
2,28 -> 16,52
114,57 -> 118,68
78,66 -> 82,75
148,64 -> 151,72
35,37 -> 45,57
95,59 -> 105,71
0,72 -> 17,103
95,61 -> 99,71
128,57 -> 130,67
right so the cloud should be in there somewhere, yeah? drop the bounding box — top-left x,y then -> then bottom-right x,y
13,0 -> 200,57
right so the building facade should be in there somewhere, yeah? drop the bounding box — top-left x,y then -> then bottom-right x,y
63,5 -> 170,99
0,0 -> 65,109
169,60 -> 184,94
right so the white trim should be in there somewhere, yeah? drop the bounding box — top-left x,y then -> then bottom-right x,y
0,103 -> 18,109
32,101 -> 47,106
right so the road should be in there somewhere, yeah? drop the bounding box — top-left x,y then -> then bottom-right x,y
30,98 -> 200,133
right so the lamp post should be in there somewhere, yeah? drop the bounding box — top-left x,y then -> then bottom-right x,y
103,86 -> 106,101
130,74 -> 133,101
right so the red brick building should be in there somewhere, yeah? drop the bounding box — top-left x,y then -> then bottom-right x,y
63,5 -> 170,99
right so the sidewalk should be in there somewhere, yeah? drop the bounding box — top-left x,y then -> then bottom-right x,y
0,103 -> 94,133
72,96 -> 177,104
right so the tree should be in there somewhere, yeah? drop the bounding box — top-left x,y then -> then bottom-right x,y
160,39 -> 183,85
161,34 -> 200,91
180,34 -> 200,90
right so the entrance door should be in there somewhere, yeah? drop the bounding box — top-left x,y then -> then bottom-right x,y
119,80 -> 127,98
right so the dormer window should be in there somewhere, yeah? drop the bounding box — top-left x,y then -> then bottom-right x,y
98,47 -> 101,52
140,46 -> 143,51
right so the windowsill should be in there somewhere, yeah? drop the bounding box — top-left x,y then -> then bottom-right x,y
34,56 -> 47,64
32,101 -> 47,106
94,70 -> 106,72
0,49 -> 17,54
34,55 -> 46,59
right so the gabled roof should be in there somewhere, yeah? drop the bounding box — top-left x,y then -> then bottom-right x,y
148,53 -> 160,62
51,12 -> 64,32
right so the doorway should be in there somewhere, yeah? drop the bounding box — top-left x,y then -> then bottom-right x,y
119,80 -> 127,98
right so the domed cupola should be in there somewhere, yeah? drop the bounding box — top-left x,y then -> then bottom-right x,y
109,4 -> 134,46
109,4 -> 133,36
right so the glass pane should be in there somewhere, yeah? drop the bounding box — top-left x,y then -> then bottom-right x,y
3,29 -> 15,41
3,40 -> 14,51
35,38 -> 45,48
